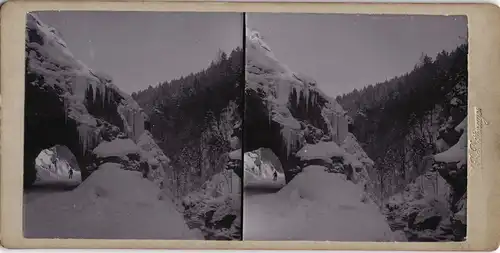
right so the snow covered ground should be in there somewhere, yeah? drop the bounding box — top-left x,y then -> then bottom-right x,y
92,138 -> 140,158
24,163 -> 203,239
244,166 -> 400,241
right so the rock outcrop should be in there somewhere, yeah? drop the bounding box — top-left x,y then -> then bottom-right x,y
24,13 -> 167,188
244,28 -> 352,183
384,100 -> 467,241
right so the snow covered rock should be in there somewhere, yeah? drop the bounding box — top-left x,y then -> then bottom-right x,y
434,122 -> 467,168
24,13 -> 166,187
385,115 -> 467,242
136,131 -> 169,185
340,133 -> 372,186
24,163 -> 201,239
294,140 -> 370,186
228,149 -> 242,160
92,138 -> 140,158
244,28 -> 351,182
383,168 -> 453,241
182,169 -> 241,240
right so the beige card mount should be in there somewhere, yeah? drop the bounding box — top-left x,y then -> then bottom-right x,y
1,0 -> 500,250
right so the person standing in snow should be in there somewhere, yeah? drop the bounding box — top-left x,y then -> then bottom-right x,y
69,168 -> 73,179
273,171 -> 277,181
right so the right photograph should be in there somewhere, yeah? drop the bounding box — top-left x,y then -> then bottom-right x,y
243,13 -> 468,242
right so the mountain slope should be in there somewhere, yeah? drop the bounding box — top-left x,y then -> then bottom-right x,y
337,45 -> 468,241
133,49 -> 243,199
24,13 -> 197,239
132,44 -> 243,240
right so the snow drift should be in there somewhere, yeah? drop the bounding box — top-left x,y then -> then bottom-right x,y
24,163 -> 202,239
244,166 -> 402,241
182,169 -> 242,240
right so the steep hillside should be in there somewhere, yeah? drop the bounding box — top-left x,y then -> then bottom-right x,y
133,49 -> 243,198
244,29 -> 357,183
24,13 -> 197,239
132,46 -> 243,240
337,45 -> 468,241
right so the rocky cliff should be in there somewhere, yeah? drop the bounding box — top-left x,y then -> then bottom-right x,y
24,13 -> 168,188
244,29 -> 358,183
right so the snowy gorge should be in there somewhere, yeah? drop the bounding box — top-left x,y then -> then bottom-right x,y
244,27 -> 467,241
23,12 -> 468,242
24,13 -> 200,239
243,28 -> 402,241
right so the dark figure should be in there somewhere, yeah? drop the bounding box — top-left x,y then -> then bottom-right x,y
273,171 -> 278,181
69,168 -> 73,179
140,161 -> 149,179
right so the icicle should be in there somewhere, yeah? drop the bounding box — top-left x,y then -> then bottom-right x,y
63,97 -> 68,124
101,86 -> 106,106
294,86 -> 300,108
267,100 -> 272,125
77,126 -> 85,156
280,125 -> 299,158
304,88 -> 310,112
132,110 -> 136,139
77,124 -> 94,156
313,92 -> 318,109
92,84 -> 97,101
107,88 -> 112,104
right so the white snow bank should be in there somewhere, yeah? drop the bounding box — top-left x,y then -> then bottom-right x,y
296,141 -> 345,160
341,133 -> 375,167
137,131 -> 170,164
24,163 -> 201,239
278,166 -> 363,203
244,166 -> 398,241
297,141 -> 369,171
92,138 -> 140,158
229,149 -> 242,160
433,129 -> 467,167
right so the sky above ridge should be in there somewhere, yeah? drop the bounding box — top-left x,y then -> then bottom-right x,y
36,11 -> 243,94
247,13 -> 468,97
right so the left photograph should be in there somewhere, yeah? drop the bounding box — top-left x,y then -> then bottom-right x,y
24,11 -> 244,240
